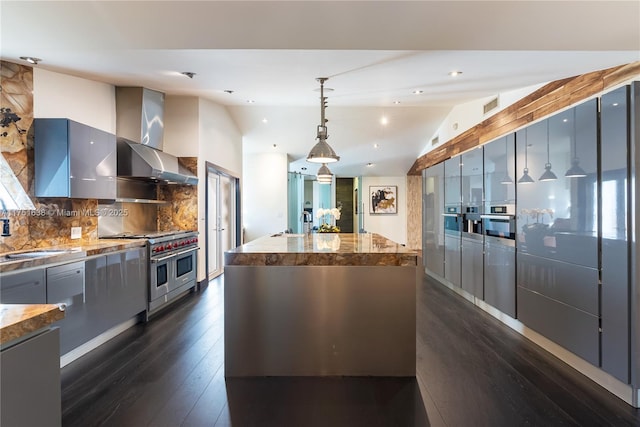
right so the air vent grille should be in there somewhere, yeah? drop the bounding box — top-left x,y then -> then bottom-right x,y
483,97 -> 499,115
431,136 -> 439,146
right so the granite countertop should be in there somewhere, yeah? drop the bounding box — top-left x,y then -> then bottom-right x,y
0,239 -> 147,273
225,233 -> 418,266
0,304 -> 65,346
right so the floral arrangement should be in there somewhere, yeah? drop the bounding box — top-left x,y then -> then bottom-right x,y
316,207 -> 341,233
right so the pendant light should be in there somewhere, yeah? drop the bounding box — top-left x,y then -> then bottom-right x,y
565,107 -> 587,178
317,163 -> 333,184
538,119 -> 558,181
518,128 -> 535,184
307,77 -> 340,164
500,137 -> 514,184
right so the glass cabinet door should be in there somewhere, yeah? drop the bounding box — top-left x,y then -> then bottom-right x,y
483,134 -> 515,206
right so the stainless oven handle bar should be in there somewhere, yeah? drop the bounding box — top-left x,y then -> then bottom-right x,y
442,213 -> 462,217
480,215 -> 513,220
151,247 -> 198,263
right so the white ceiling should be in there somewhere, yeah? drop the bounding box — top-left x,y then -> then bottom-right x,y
2,1 -> 639,177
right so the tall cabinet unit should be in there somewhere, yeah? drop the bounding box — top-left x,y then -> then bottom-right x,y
483,134 -> 517,317
600,85 -> 631,383
516,101 -> 600,365
423,163 -> 445,277
461,148 -> 484,298
443,157 -> 462,288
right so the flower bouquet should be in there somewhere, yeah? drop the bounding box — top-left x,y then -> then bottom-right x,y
316,207 -> 341,233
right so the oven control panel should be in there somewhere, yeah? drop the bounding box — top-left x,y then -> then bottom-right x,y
151,236 -> 198,255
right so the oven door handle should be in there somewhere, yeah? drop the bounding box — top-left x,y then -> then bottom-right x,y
442,213 -> 462,217
480,215 -> 513,220
151,248 -> 198,263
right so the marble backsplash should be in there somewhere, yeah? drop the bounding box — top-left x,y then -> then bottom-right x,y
0,61 -> 199,252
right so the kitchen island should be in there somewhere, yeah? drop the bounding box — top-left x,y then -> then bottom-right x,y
224,232 -> 418,377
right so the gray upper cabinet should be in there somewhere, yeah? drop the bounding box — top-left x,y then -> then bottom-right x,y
483,134 -> 515,205
444,156 -> 462,207
515,101 -> 598,267
423,163 -> 445,277
35,119 -> 116,199
461,147 -> 483,209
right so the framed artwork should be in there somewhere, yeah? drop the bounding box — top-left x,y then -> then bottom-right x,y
370,185 -> 397,214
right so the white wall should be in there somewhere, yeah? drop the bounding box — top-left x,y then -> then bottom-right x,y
243,152 -> 288,242
195,98 -> 243,282
419,83 -> 545,157
361,176 -> 407,245
33,68 -> 115,132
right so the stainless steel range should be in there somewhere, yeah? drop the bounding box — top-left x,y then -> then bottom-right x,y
103,230 -> 199,317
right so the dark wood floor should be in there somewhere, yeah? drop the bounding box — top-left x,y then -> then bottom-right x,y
61,273 -> 640,426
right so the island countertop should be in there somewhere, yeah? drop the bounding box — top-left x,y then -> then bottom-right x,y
225,232 -> 418,266
0,304 -> 65,345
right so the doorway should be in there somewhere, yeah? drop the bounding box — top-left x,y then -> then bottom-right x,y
206,162 -> 241,280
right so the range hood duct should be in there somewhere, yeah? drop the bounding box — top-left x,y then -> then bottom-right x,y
117,139 -> 198,185
115,87 -> 198,185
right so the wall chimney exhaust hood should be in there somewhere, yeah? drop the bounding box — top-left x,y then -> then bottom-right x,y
117,139 -> 198,185
115,87 -> 198,185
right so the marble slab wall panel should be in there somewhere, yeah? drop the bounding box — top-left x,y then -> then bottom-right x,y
158,157 -> 198,232
1,61 -> 98,252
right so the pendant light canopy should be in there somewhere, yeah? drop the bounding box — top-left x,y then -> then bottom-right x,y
307,77 -> 340,164
518,129 -> 535,184
317,163 -> 333,184
538,120 -> 557,182
565,108 -> 587,178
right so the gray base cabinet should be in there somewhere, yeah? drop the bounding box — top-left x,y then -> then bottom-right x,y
444,234 -> 461,287
1,328 -> 61,427
0,268 -> 46,304
461,237 -> 483,298
483,240 -> 515,317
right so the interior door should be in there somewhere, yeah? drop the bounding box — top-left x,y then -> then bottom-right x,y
206,164 -> 239,281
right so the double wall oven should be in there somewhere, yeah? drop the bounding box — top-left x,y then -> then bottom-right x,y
103,230 -> 199,317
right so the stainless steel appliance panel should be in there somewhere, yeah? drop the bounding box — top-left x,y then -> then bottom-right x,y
171,248 -> 197,291
517,252 -> 598,316
423,164 -> 445,277
461,236 -> 483,298
484,236 -> 516,317
600,84 -> 631,383
517,286 -> 599,365
150,253 -> 172,301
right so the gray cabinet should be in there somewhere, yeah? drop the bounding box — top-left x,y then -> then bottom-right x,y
484,238 -> 515,317
34,118 -> 116,199
461,237 -> 483,298
0,268 -> 46,303
444,157 -> 461,287
51,247 -> 147,355
483,134 -> 515,205
600,84 -> 631,382
46,261 -> 86,354
1,328 -> 61,427
423,163 -> 444,277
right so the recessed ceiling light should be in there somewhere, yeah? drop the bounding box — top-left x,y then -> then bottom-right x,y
448,70 -> 463,77
373,143 -> 379,149
19,56 -> 41,65
181,71 -> 196,79
413,90 -> 423,95
247,100 -> 255,104
272,144 -> 277,148
262,118 -> 268,123
366,163 -> 374,167
393,101 -> 401,105
224,89 -> 234,94
380,116 -> 389,126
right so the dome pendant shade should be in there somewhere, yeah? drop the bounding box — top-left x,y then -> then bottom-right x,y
518,168 -> 535,184
565,158 -> 587,177
538,163 -> 558,181
307,138 -> 340,163
317,163 -> 333,184
307,77 -> 340,164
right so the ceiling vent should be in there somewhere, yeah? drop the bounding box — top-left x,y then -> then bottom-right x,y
483,97 -> 499,115
431,136 -> 439,146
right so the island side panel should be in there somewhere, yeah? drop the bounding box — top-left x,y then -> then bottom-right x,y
224,264 -> 417,377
